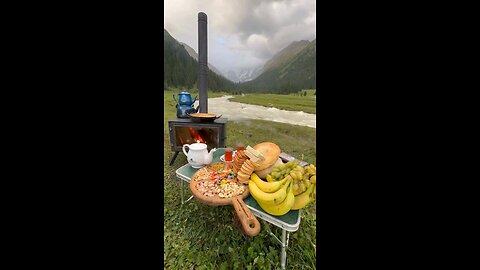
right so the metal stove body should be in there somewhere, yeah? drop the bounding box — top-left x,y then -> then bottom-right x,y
167,118 -> 227,165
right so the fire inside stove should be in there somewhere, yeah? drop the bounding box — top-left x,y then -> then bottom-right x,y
188,128 -> 207,144
175,126 -> 219,149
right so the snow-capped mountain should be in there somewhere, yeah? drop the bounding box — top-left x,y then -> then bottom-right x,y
226,70 -> 239,83
225,66 -> 263,83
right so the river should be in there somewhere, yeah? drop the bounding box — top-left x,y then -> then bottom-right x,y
194,96 -> 316,128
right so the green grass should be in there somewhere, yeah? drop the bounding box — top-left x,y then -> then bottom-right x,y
164,89 -> 316,269
296,89 -> 316,96
228,93 -> 316,114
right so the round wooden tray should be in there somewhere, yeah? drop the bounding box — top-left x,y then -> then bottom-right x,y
189,162 -> 250,206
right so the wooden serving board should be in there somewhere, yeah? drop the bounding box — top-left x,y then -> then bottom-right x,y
189,162 -> 260,236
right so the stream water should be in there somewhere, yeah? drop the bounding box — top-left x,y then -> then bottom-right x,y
194,96 -> 316,128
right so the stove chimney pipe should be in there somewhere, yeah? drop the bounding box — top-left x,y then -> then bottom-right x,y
198,12 -> 208,113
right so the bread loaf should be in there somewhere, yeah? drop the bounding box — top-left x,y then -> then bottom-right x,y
252,142 -> 281,171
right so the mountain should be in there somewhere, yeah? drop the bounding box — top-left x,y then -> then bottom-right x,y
237,39 -> 316,93
259,40 -> 310,74
180,42 -> 224,77
226,70 -> 239,82
238,67 -> 263,82
164,29 -> 235,91
225,66 -> 263,83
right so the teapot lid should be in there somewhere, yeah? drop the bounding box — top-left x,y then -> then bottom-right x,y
180,89 -> 190,95
188,141 -> 207,150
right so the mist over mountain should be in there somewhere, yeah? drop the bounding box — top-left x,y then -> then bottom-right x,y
226,70 -> 239,83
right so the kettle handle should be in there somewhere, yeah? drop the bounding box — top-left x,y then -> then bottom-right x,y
192,95 -> 197,104
182,144 -> 190,157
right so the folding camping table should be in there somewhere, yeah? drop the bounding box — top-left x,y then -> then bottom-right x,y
175,149 -> 302,270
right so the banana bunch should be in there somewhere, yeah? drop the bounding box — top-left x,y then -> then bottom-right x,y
249,173 -> 294,216
252,163 -> 317,214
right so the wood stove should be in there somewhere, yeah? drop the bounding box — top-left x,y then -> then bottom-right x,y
168,12 -> 227,165
168,118 -> 227,165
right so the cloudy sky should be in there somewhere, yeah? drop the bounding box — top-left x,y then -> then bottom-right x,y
164,0 -> 316,74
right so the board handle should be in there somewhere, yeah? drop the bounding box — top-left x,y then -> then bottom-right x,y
232,196 -> 261,237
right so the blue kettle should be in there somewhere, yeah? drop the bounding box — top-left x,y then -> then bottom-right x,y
173,89 -> 199,118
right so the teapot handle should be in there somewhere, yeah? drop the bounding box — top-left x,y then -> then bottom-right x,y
192,95 -> 197,104
182,144 -> 190,157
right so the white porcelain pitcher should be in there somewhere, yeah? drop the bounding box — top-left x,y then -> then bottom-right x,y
182,142 -> 217,168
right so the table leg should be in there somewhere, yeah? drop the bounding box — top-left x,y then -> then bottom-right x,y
281,229 -> 287,270
180,176 -> 184,204
266,226 -> 290,270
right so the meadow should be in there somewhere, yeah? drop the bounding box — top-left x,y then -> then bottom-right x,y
228,90 -> 316,114
164,89 -> 316,269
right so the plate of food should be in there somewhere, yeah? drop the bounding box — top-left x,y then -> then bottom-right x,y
220,150 -> 237,162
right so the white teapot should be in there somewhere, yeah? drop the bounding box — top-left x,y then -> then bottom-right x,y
182,142 -> 217,168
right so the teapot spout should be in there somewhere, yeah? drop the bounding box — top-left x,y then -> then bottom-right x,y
204,148 -> 217,165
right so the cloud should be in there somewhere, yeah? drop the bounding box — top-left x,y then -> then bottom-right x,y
164,0 -> 316,73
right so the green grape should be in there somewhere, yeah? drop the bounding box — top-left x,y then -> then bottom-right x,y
310,175 -> 316,184
293,183 -> 299,192
289,171 -> 298,181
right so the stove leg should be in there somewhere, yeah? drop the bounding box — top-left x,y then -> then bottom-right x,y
169,151 -> 179,165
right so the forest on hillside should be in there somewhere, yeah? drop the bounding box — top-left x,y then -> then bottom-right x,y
164,30 -> 236,92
